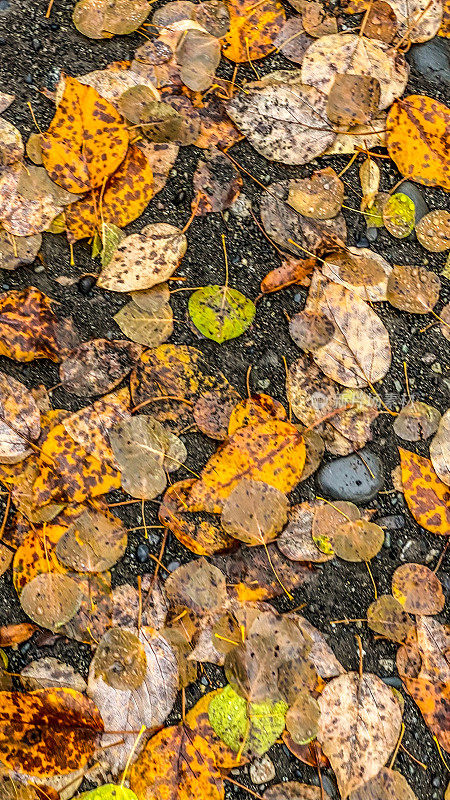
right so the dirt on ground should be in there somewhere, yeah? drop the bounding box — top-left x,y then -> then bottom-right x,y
0,1 -> 449,798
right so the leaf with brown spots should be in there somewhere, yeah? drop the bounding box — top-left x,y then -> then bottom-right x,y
221,478 -> 289,546
211,544 -> 312,601
0,286 -> 78,363
287,168 -> 344,220
0,688 -> 103,776
392,563 -> 445,615
188,418 -> 306,513
0,371 -> 41,464
55,509 -> 127,572
60,339 -> 141,396
227,393 -> 287,435
386,95 -> 450,190
41,76 -> 129,193
367,595 -> 413,643
348,767 -> 418,800
0,165 -> 80,237
65,144 -> 154,241
416,209 -> 450,252
222,0 -> 285,62
20,572 -> 82,632
386,264 -> 440,313
62,387 -> 131,466
193,148 -> 242,215
97,222 -> 187,292
399,447 -> 450,534
430,409 -> 450,486
159,479 -> 235,555
439,0 -> 450,34
326,74 -> 381,127
317,672 -> 402,798
264,782 -> 331,800
193,386 -> 241,440
277,501 -> 334,563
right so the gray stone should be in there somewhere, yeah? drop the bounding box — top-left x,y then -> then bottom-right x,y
376,514 -> 405,530
316,448 -> 384,502
408,38 -> 450,90
249,755 -> 275,785
398,180 -> 429,223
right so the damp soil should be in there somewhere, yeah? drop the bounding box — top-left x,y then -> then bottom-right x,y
0,1 -> 449,798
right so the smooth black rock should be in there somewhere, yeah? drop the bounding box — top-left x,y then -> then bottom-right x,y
316,448 -> 384,503
136,543 -> 149,562
78,274 -> 96,295
408,37 -> 450,89
398,180 -> 429,223
376,514 -> 405,530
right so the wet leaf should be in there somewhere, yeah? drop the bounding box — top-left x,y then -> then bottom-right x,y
20,657 -> 86,692
286,693 -> 320,745
165,558 -> 227,616
227,82 -> 336,165
430,409 -> 450,486
193,148 -> 242,215
55,509 -> 127,572
189,285 -> 255,343
277,501 -> 333,563
62,387 -> 131,467
289,310 -> 335,352
60,339 -> 141,396
261,257 -> 315,295
222,0 -> 285,62
0,371 -> 40,463
209,683 -> 288,756
42,76 -> 129,193
0,287 -> 77,363
399,447 -> 450,534
302,2 -> 338,36
309,279 -> 391,388
0,118 -> 23,164
0,688 -> 103,776
189,418 -> 306,513
364,1 -> 398,43
91,627 -> 147,691
318,672 -> 402,798
416,209 -> 450,252
386,264 -> 440,314
325,116 -> 387,155
265,781 -> 330,800
221,479 -> 289,546
211,545 -> 312,601
333,519 -> 384,562
393,401 -> 441,441
367,595 -> 413,643
159,479 -> 234,555
360,158 -> 380,210
193,387 -> 241,439
383,193 -> 415,238
77,787 -> 137,800
386,95 -> 450,191
114,299 -> 173,347
98,223 -> 186,291
0,164 -> 80,237
65,144 -> 154,242
274,18 -> 312,64
312,501 -> 360,555
0,230 -> 42,271
322,248 -> 391,303
287,168 -> 344,220
392,563 -> 445,615
301,33 -> 408,110
228,393 -> 287,435
0,623 -> 36,647
348,767 -> 418,800
73,0 -> 151,37
326,74 -> 381,126
20,573 -> 82,632
176,29 -> 221,92
119,91 -> 183,141
387,0 -> 442,42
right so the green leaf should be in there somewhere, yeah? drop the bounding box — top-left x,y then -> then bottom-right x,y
78,785 -> 138,800
101,223 -> 125,267
382,193 -> 415,238
189,285 -> 256,344
208,684 -> 288,756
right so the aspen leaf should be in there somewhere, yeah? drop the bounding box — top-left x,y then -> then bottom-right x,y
326,74 -> 381,126
260,255 -> 315,293
264,782 -> 330,800
399,447 -> 450,534
386,264 -> 440,313
222,0 -> 285,62
367,595 -> 413,643
333,519 -> 384,562
0,372 -> 40,464
0,287 -> 77,363
62,387 -> 131,466
189,285 -> 255,343
274,18 -> 312,64
209,684 -> 288,756
42,76 -> 129,193
0,118 -> 23,165
55,509 -> 127,572
114,299 -> 173,347
363,1 -> 398,43
416,209 -> 450,252
60,339 -> 141,396
386,95 -> 450,190
387,0 -> 442,42
193,386 -> 241,440
165,558 -> 227,616
430,409 -> 450,486
20,657 -> 86,692
73,0 -> 151,38
188,418 -> 306,513
392,563 -> 445,615
383,193 -> 415,238
77,787 -> 138,800
318,672 -> 402,798
228,393 -> 286,435
0,623 -> 37,648
348,767 -> 418,800
0,230 -> 42,271
277,502 -> 333,563
192,148 -> 242,215
0,688 -> 103,776
98,223 -> 187,292
285,693 -> 320,745
221,478 -> 288,546
287,168 -> 344,220
159,479 -> 234,555
393,401 -> 441,441
20,573 -> 82,632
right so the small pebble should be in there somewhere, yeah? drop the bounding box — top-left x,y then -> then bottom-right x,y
366,227 -> 378,242
316,448 -> 384,503
376,514 -> 405,530
398,181 -> 429,223
78,275 -> 96,295
249,755 -> 275,785
136,543 -> 149,563
382,676 -> 403,688
167,560 -> 180,571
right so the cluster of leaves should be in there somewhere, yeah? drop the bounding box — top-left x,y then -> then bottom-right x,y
0,0 -> 449,799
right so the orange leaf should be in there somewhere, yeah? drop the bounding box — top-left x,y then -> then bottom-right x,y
0,688 -> 103,776
0,287 -> 76,363
41,76 -> 129,193
188,418 -> 306,513
386,95 -> 450,191
0,623 -> 37,647
65,144 -> 153,241
222,0 -> 285,62
159,479 -> 235,555
399,447 -> 450,535
404,677 -> 450,752
439,0 -> 450,35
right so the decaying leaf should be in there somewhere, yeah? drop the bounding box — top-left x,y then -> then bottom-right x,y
367,595 -> 413,643
326,74 -> 381,126
386,264 -> 440,313
264,782 -> 330,800
392,563 -> 445,615
0,372 -> 41,464
221,479 -> 288,546
386,95 -> 450,191
393,402 -> 441,441
332,519 -> 384,562
288,168 -> 344,220
193,148 -> 242,215
189,285 -> 255,343
348,767 -> 418,800
114,298 -> 173,347
60,339 -> 141,395
55,509 -> 127,572
193,386 -> 241,440
277,502 -> 333,563
73,0 -> 151,38
98,223 -> 187,291
159,479 -> 234,555
416,209 -> 450,252
20,657 -> 86,692
318,672 -> 402,798
0,287 -> 77,363
20,572 -> 82,632
399,447 -> 450,534
62,387 -> 131,466
222,0 -> 285,62
430,409 -> 450,486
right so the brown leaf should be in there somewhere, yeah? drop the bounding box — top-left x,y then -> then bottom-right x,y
55,509 -> 127,572
392,563 -> 445,615
277,501 -> 333,563
348,766 -> 418,799
393,401 -> 441,441
367,595 -> 413,643
264,782 -> 330,800
159,479 -> 235,555
20,573 -> 82,632
0,287 -> 77,363
221,478 -> 289,546
0,622 -> 36,647
0,371 -> 41,464
430,409 -> 450,486
326,74 -> 381,126
416,209 -> 450,252
60,339 -> 141,395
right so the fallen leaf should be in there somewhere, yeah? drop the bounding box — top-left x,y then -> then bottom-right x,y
386,264 -> 440,313
383,193 -> 415,238
286,693 -> 320,745
0,371 -> 41,463
273,18 -> 312,64
176,29 -> 221,92
363,1 -> 398,43
386,95 -> 450,190
114,299 -> 173,347
193,148 -> 242,215
209,683 -> 288,756
301,33 -> 408,110
189,285 -> 256,343
60,339 -> 141,396
20,657 -> 86,692
333,519 -> 384,562
73,0 -> 151,38
159,479 -> 234,555
221,479 -> 289,546
387,0 -> 442,42
326,74 -> 381,126
277,501 -> 333,563
264,781 -> 330,800
0,118 -> 23,164
393,402 -> 441,441
348,767 -> 418,799
287,168 -> 344,219
318,672 -> 402,798
20,573 -> 82,631
227,82 -> 336,165
0,230 -> 41,271
416,209 -> 450,252
98,223 -> 187,291
193,386 -> 241,439
55,509 -> 127,572
0,287 -> 77,363
222,0 -> 285,61
62,388 -> 131,466
261,257 -> 315,294
42,76 -> 129,193
165,558 -> 227,616
0,623 -> 36,647
211,544 -> 312,600
392,563 -> 445,615
0,688 -> 103,776
430,409 -> 450,486
367,595 -> 413,643
399,447 -> 450,534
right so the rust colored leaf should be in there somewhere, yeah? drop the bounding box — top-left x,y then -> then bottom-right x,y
0,623 -> 36,647
386,264 -> 440,313
0,688 -> 103,776
42,76 -> 129,193
62,387 -> 131,466
264,782 -> 330,800
159,479 -> 234,555
386,95 -> 450,191
399,447 -> 450,534
222,0 -> 285,62
326,74 -> 381,127
0,287 -> 77,363
261,258 -> 316,294
392,563 -> 445,615
211,544 -> 312,600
